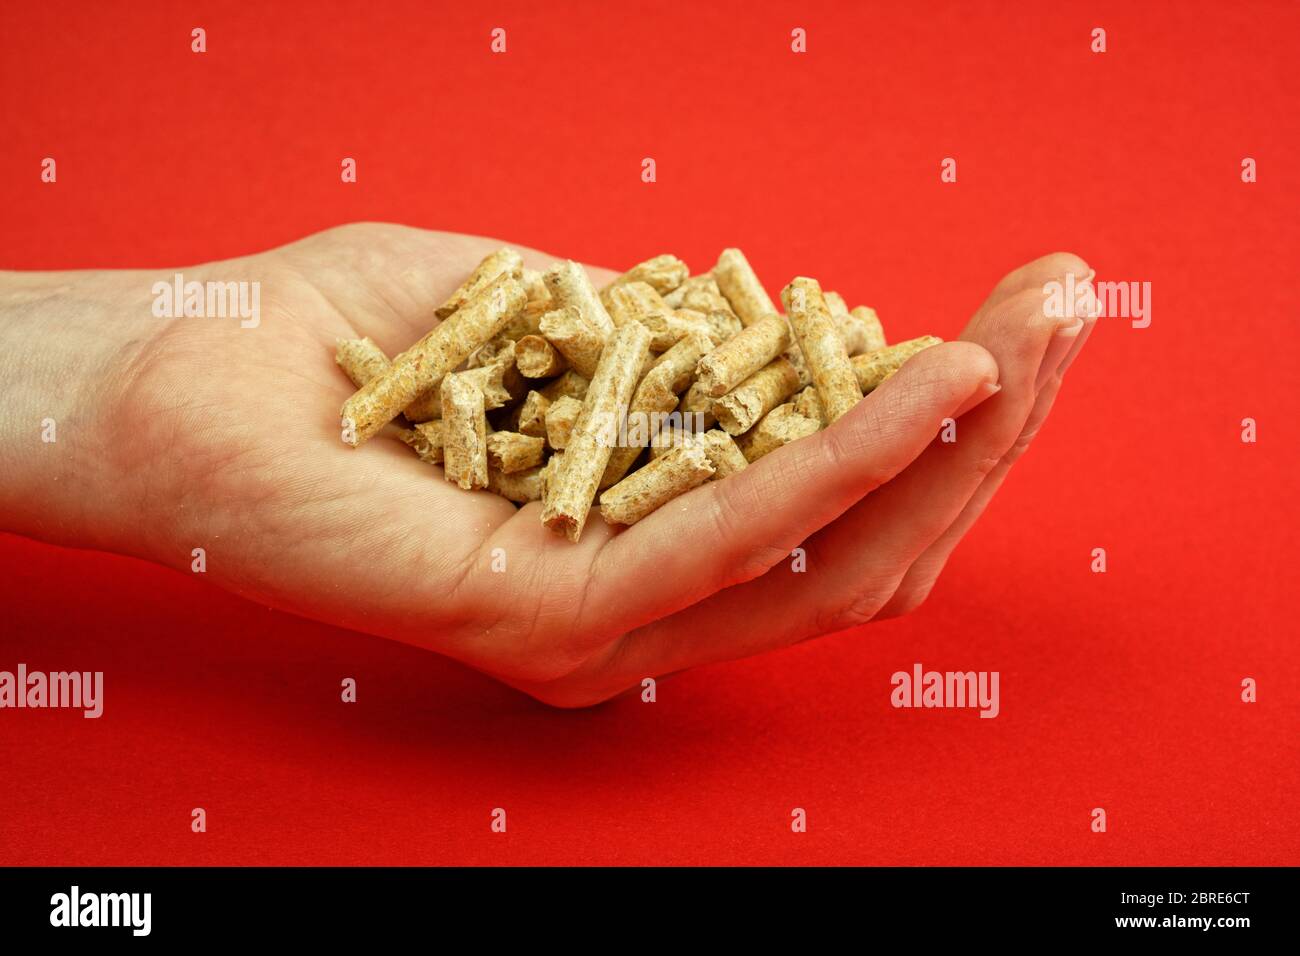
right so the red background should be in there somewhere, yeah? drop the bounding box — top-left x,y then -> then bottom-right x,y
1,1 -> 1297,865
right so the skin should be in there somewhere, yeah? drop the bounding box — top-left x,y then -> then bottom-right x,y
0,224 -> 1095,706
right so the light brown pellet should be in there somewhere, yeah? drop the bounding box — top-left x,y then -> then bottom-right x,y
436,248 -> 524,319
538,305 -> 607,378
539,450 -> 564,510
792,385 -> 827,426
486,431 -> 546,474
699,428 -> 748,479
701,309 -> 744,344
712,357 -> 801,436
823,290 -> 850,316
782,277 -> 862,423
396,421 -> 444,465
670,309 -> 727,346
850,305 -> 888,352
663,275 -> 740,327
605,281 -> 699,349
515,334 -> 569,378
541,321 -> 653,541
713,248 -> 777,326
466,334 -> 516,369
340,273 -> 525,446
513,390 -> 551,437
502,302 -> 545,342
600,332 -> 710,488
649,426 -> 700,460
601,254 -> 689,300
544,395 -> 583,450
544,260 -> 616,339
440,374 -> 489,489
404,340 -> 522,423
599,442 -> 714,527
538,370 -> 590,403
488,465 -> 543,504
678,381 -> 718,430
852,336 -> 943,392
335,337 -> 391,388
522,268 -> 550,309
694,314 -> 790,397
783,334 -> 813,388
834,315 -> 870,356
736,403 -> 821,462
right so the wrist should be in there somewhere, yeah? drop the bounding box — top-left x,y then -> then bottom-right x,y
0,269 -> 161,554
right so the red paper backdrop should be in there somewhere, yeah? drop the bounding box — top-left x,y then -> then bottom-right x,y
1,0 -> 1296,865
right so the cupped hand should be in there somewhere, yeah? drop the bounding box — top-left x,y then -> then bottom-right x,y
51,224 -> 1095,706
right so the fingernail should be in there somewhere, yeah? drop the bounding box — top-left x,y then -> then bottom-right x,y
953,380 -> 1001,417
1035,318 -> 1084,391
1056,315 -> 1097,379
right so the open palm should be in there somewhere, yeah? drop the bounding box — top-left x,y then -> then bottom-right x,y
111,223 -> 1094,706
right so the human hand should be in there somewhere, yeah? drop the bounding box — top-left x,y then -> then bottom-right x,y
0,224 -> 1094,705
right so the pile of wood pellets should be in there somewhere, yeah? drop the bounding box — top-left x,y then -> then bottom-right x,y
334,248 -> 939,542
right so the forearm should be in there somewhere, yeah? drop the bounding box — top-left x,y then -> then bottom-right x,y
0,270 -> 157,553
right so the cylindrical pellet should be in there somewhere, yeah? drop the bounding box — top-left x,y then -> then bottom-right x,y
544,395 -> 583,451
852,336 -> 943,392
600,332 -> 710,488
605,281 -> 709,349
712,357 -> 801,436
405,342 -> 520,423
544,260 -> 616,339
600,254 -> 689,300
511,390 -> 551,437
850,306 -> 887,352
694,314 -> 790,397
538,370 -> 590,403
699,429 -> 748,479
436,248 -> 524,319
440,374 -> 489,490
736,403 -> 821,462
713,248 -> 777,326
539,305 -> 606,378
599,443 -> 715,527
792,385 -> 827,426
783,276 -> 862,423
679,381 -> 718,430
396,421 -> 444,465
486,431 -> 546,474
340,273 -> 525,446
542,321 -> 653,541
335,337 -> 391,388
515,334 -> 569,378
488,465 -> 543,504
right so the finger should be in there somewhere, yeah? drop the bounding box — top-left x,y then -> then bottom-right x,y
875,372 -> 1065,618
873,272 -> 1099,616
789,259 -> 1090,624
873,308 -> 1097,621
982,252 -> 1091,315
